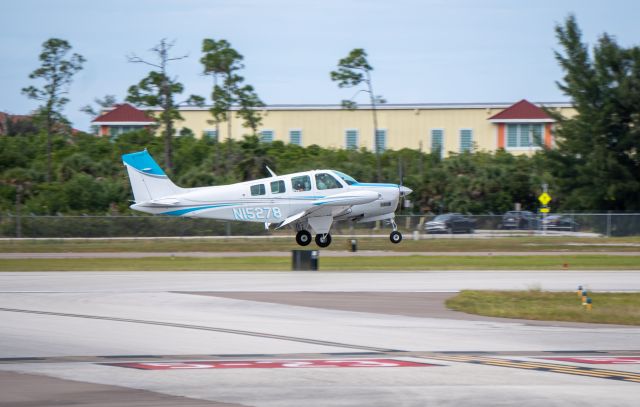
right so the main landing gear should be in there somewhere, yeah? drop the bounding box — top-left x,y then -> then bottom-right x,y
295,230 -> 333,248
295,230 -> 312,246
389,219 -> 402,244
315,233 -> 332,248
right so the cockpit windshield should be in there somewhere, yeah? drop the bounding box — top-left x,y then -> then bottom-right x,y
332,170 -> 358,185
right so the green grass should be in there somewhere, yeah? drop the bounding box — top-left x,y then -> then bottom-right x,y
1,255 -> 639,271
1,236 -> 639,253
446,290 -> 640,325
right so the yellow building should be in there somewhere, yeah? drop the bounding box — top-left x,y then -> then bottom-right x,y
93,99 -> 574,156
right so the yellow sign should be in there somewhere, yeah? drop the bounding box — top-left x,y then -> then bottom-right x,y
540,207 -> 550,213
538,192 -> 552,205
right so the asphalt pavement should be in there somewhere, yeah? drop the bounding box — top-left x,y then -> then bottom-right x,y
1,271 -> 639,406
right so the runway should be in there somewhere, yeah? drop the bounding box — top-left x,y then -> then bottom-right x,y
1,271 -> 639,406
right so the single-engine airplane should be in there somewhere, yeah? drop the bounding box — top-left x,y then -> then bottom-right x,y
122,150 -> 412,247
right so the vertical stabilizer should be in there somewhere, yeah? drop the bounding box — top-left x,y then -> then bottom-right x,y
121,150 -> 182,203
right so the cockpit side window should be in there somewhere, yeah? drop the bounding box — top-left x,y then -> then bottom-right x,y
270,180 -> 286,194
315,173 -> 343,190
291,175 -> 311,192
250,184 -> 266,196
332,171 -> 358,185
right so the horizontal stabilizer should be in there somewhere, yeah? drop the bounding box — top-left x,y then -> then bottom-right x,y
149,197 -> 181,206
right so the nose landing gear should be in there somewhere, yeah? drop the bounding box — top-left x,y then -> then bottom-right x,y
389,219 -> 402,244
390,230 -> 402,244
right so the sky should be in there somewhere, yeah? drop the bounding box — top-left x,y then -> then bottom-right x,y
1,0 -> 639,131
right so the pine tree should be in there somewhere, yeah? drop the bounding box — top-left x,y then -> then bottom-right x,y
126,39 -> 203,174
22,38 -> 85,182
547,15 -> 640,210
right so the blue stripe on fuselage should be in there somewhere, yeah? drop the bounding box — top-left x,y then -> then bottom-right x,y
352,183 -> 399,188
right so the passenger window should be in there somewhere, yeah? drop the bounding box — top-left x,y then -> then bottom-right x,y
291,175 -> 311,192
271,180 -> 285,194
250,184 -> 266,196
315,173 -> 343,190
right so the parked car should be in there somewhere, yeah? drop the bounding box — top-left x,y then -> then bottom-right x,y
500,210 -> 539,230
541,215 -> 579,231
425,213 -> 476,234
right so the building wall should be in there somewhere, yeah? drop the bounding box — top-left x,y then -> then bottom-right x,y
165,104 -> 576,156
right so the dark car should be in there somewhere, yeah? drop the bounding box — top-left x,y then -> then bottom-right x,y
425,213 -> 476,234
501,210 -> 538,230
541,215 -> 579,231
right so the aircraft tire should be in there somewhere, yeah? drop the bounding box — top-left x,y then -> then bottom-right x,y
315,233 -> 332,248
390,231 -> 402,244
296,230 -> 312,246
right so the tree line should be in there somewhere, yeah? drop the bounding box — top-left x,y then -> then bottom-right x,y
0,129 -> 551,215
1,15 -> 638,216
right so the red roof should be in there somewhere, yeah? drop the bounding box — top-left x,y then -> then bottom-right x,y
488,99 -> 553,121
0,111 -> 31,123
92,103 -> 156,123
1,111 -> 34,135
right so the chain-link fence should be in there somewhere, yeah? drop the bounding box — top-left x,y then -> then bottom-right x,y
393,214 -> 640,237
1,213 -> 639,238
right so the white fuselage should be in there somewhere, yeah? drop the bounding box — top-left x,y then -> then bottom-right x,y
130,169 -> 401,226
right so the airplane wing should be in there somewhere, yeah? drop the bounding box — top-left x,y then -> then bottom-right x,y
310,190 -> 379,207
277,210 -> 308,229
276,190 -> 379,230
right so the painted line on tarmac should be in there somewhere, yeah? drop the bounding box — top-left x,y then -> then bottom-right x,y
0,350 -> 640,364
541,356 -> 640,364
102,358 -> 441,370
426,355 -> 640,384
4,350 -> 640,366
0,307 -> 399,353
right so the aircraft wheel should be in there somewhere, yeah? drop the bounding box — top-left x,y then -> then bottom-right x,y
315,233 -> 332,248
296,230 -> 312,246
390,231 -> 402,244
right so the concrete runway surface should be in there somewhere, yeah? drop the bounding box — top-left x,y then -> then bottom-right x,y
1,271 -> 640,406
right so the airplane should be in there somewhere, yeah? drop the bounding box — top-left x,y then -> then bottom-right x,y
122,150 -> 412,247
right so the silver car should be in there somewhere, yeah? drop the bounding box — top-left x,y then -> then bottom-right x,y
425,213 -> 476,234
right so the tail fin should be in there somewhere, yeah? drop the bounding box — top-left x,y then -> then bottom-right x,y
122,150 -> 182,203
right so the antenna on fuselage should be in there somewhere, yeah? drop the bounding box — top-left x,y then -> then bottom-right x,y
266,166 -> 277,177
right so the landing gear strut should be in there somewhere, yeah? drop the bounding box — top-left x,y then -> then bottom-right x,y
389,219 -> 402,244
315,233 -> 332,248
296,230 -> 312,246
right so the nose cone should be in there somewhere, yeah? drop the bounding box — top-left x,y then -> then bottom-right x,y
399,185 -> 413,196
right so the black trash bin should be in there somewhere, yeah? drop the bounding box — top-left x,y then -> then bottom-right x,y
292,250 -> 319,271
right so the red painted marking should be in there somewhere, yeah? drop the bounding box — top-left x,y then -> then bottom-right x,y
543,357 -> 640,365
106,358 -> 437,370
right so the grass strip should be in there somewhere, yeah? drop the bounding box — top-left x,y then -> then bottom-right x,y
1,236 -> 639,253
446,290 -> 640,325
1,255 -> 639,271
